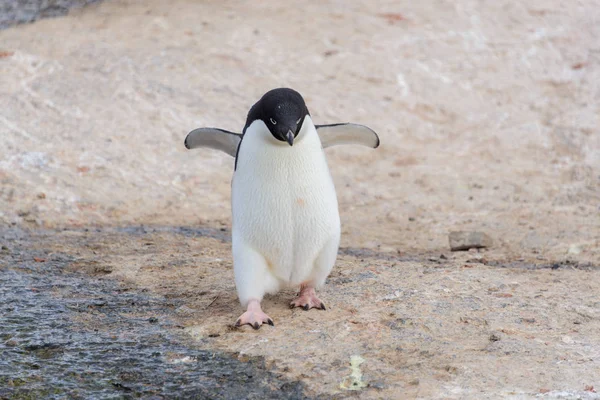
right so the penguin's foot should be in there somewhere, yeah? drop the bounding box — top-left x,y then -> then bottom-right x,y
235,299 -> 274,330
290,285 -> 326,311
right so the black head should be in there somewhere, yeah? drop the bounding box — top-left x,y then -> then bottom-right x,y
243,88 -> 310,146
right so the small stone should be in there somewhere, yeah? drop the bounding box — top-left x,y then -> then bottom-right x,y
449,231 -> 493,251
148,317 -> 158,324
562,336 -> 574,344
568,244 -> 582,255
443,365 -> 457,374
584,385 -> 596,393
238,354 -> 251,363
175,305 -> 195,316
489,333 -> 501,342
93,265 -> 113,275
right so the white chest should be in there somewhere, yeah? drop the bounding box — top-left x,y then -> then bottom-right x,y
231,118 -> 340,280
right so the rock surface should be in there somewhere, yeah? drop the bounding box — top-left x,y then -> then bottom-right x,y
1,0 -> 599,264
1,0 -> 599,398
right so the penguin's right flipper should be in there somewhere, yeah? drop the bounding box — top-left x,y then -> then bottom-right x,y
316,123 -> 380,149
184,128 -> 242,157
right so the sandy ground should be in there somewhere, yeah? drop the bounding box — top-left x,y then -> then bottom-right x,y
1,0 -> 599,398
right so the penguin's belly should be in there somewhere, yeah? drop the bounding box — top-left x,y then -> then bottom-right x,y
232,146 -> 339,285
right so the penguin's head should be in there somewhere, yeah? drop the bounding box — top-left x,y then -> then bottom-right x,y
244,88 -> 310,146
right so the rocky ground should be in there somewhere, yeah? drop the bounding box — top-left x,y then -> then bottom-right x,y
1,227 -> 308,399
1,0 -> 599,398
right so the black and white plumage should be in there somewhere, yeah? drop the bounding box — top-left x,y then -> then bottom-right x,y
185,88 -> 379,329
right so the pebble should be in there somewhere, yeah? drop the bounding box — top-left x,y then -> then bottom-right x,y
568,244 -> 582,255
449,231 -> 493,251
175,305 -> 195,316
489,333 -> 501,342
562,336 -> 574,344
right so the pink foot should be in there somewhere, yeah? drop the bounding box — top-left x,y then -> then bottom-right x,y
235,299 -> 274,330
290,285 -> 326,311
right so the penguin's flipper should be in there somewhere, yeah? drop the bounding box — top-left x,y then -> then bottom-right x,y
184,128 -> 242,157
315,123 -> 380,149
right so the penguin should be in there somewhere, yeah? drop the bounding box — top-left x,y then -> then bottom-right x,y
184,88 -> 379,329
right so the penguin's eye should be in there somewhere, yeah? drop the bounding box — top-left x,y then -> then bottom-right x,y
269,118 -> 277,125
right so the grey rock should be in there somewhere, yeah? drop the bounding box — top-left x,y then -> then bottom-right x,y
0,0 -> 102,30
449,231 -> 493,251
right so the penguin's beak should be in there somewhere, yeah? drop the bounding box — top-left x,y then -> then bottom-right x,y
285,130 -> 294,146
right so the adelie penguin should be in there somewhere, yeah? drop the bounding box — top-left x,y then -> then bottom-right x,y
184,88 -> 379,329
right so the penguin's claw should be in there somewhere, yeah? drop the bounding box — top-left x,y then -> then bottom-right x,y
290,286 -> 326,311
235,306 -> 273,330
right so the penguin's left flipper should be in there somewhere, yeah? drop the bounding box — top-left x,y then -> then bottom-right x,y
184,128 -> 242,157
316,123 -> 380,149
